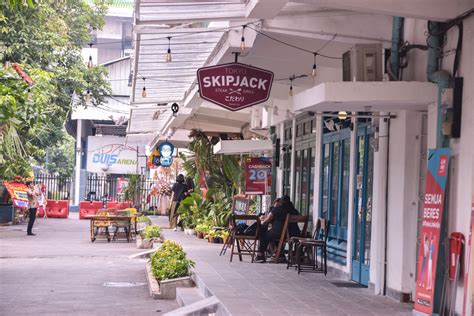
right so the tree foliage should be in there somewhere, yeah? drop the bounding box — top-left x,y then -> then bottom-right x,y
0,0 -> 111,179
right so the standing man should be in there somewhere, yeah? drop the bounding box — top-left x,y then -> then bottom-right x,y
169,174 -> 187,231
25,181 -> 39,236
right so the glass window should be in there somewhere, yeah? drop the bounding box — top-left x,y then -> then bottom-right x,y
330,142 -> 339,228
294,150 -> 301,207
321,144 -> 330,218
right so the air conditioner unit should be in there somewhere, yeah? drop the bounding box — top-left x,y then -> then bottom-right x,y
343,43 -> 383,82
250,108 -> 262,129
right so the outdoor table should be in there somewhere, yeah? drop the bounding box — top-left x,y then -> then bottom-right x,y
85,214 -> 137,242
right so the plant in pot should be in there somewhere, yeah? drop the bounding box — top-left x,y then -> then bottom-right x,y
148,240 -> 195,299
138,225 -> 162,249
137,215 -> 152,231
219,229 -> 230,244
195,222 -> 210,239
206,229 -> 219,243
177,193 -> 211,234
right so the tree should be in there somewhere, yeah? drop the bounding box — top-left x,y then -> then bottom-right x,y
0,0 -> 111,179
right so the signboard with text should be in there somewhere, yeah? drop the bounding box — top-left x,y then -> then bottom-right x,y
3,181 -> 29,209
197,63 -> 274,111
87,136 -> 145,174
414,148 -> 451,314
245,157 -> 272,195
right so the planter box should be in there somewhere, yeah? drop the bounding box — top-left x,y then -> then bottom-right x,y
145,262 -> 193,299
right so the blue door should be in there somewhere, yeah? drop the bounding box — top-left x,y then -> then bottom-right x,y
351,126 -> 374,286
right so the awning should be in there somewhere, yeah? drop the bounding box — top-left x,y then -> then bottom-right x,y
71,96 -> 130,121
293,81 -> 438,112
213,140 -> 272,155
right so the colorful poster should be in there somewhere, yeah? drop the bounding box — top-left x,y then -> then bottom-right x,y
414,148 -> 451,314
3,181 -> 29,209
245,157 -> 271,195
116,178 -> 129,194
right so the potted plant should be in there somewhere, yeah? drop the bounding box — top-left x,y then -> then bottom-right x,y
219,229 -> 230,244
138,225 -> 162,249
146,240 -> 195,299
137,215 -> 152,231
206,229 -> 219,243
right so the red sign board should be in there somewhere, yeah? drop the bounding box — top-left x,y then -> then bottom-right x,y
245,157 -> 271,195
197,63 -> 274,111
414,149 -> 451,314
3,181 -> 29,208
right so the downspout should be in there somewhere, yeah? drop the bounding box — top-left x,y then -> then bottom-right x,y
426,21 -> 451,148
390,17 -> 404,80
426,21 -> 451,315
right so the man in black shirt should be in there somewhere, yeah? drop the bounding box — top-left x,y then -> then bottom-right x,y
255,195 -> 300,262
169,174 -> 187,230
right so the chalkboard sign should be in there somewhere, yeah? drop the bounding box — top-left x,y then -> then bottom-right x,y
232,195 -> 249,215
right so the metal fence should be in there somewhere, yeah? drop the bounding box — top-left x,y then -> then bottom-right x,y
85,174 -> 155,204
33,174 -> 72,201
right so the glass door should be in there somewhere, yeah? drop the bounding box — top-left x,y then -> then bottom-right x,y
351,126 -> 374,286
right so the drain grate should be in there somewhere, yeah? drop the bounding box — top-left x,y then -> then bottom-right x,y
331,281 -> 367,288
103,282 -> 146,288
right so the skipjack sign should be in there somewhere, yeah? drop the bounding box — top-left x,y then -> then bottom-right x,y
197,63 -> 274,111
414,148 -> 451,315
245,157 -> 272,195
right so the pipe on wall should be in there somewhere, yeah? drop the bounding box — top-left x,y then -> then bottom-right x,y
390,17 -> 404,80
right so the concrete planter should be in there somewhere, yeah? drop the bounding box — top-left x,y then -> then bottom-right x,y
145,262 -> 194,299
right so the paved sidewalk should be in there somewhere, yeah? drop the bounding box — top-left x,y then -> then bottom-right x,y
154,217 -> 413,316
0,214 -> 178,316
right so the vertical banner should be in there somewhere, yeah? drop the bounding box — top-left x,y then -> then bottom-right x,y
414,148 -> 451,314
245,157 -> 272,195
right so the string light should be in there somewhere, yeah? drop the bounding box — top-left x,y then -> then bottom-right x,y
240,25 -> 246,51
338,111 -> 348,120
166,37 -> 172,63
87,43 -> 93,69
311,53 -> 317,77
142,78 -> 147,98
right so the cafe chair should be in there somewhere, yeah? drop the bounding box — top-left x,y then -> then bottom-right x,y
112,210 -> 132,242
92,211 -> 111,243
230,214 -> 260,263
287,218 -> 321,269
295,218 -> 330,275
272,215 -> 309,263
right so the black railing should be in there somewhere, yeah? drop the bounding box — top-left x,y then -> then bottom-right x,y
85,174 -> 155,205
33,174 -> 72,201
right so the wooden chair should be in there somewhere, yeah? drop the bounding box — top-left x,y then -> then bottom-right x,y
112,210 -> 131,242
287,218 -> 321,269
272,215 -> 309,263
230,214 -> 260,263
295,218 -> 330,275
92,211 -> 111,243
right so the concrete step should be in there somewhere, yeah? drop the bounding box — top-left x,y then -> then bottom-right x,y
164,295 -> 219,316
176,287 -> 205,307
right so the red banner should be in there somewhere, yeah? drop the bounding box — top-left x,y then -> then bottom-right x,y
3,181 -> 29,208
414,149 -> 451,314
245,157 -> 271,195
197,63 -> 274,111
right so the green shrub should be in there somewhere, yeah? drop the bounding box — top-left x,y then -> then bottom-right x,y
141,225 -> 161,239
150,240 -> 195,281
137,215 -> 151,225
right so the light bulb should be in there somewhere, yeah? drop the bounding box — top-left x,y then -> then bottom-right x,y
87,55 -> 93,69
338,111 -> 348,120
289,85 -> 293,97
142,87 -> 147,98
166,48 -> 172,62
311,64 -> 317,77
273,106 -> 279,116
240,36 -> 246,51
84,90 -> 91,103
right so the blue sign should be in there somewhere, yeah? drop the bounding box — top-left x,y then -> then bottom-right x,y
158,141 -> 174,167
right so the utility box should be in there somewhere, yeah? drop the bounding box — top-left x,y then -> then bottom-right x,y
343,43 -> 383,82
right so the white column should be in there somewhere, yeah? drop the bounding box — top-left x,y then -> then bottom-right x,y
312,116 -> 323,224
371,112 -> 389,294
289,116 -> 296,199
346,113 -> 357,275
74,119 -> 82,206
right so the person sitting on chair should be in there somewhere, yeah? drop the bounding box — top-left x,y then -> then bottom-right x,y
255,195 -> 300,262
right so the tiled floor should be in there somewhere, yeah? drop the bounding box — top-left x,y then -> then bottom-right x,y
155,216 -> 413,316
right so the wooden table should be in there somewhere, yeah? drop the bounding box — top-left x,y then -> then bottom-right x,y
85,214 -> 137,242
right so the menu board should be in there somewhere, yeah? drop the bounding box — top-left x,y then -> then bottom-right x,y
232,195 -> 249,215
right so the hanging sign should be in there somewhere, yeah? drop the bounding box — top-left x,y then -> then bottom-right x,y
414,148 -> 451,315
3,181 -> 29,209
245,157 -> 272,195
158,141 -> 174,167
197,62 -> 274,111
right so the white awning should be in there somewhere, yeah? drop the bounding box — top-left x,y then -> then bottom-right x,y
71,96 -> 130,121
293,81 -> 438,112
213,139 -> 272,155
